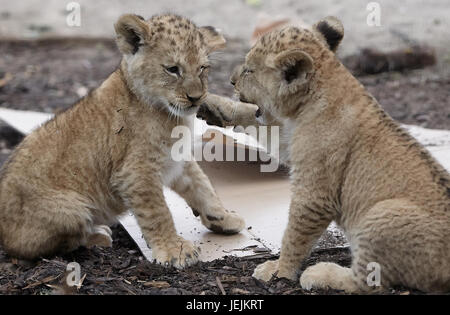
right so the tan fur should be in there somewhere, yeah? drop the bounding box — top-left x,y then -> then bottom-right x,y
206,17 -> 450,292
0,14 -> 245,268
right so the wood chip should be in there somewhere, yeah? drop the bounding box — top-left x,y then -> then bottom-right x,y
122,278 -> 132,285
241,253 -> 275,260
22,275 -> 59,290
143,280 -> 170,288
76,273 -> 86,289
231,288 -> 250,295
216,276 -> 226,295
220,275 -> 239,283
41,259 -> 67,267
222,266 -> 235,270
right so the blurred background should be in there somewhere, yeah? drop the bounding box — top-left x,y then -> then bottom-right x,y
0,0 -> 449,128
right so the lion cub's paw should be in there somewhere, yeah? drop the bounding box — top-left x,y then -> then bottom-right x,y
204,211 -> 245,235
152,237 -> 200,269
300,262 -> 358,293
87,225 -> 113,248
196,102 -> 230,127
252,260 -> 280,282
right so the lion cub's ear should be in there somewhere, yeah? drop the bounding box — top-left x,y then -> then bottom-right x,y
267,49 -> 314,88
114,14 -> 149,55
313,16 -> 344,52
199,26 -> 226,53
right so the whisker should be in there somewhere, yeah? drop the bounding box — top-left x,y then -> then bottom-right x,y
231,101 -> 238,119
208,51 -> 225,62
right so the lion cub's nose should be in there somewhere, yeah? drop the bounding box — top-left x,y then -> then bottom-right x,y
186,93 -> 202,104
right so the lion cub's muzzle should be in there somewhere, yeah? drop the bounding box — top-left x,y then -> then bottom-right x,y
184,92 -> 207,108
168,93 -> 207,116
186,93 -> 202,105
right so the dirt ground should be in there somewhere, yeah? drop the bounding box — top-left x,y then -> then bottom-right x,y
0,38 -> 448,295
0,225 -> 352,295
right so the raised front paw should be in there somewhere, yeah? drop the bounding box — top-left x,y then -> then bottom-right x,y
252,259 -> 280,282
196,102 -> 231,127
203,211 -> 245,235
152,237 -> 200,269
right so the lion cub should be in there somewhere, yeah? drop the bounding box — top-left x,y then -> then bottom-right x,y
204,17 -> 450,292
0,14 -> 245,268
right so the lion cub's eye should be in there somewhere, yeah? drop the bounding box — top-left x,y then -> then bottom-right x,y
242,68 -> 254,75
164,66 -> 180,76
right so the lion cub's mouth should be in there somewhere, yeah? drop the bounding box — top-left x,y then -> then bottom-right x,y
238,95 -> 250,104
239,96 -> 262,118
239,95 -> 258,107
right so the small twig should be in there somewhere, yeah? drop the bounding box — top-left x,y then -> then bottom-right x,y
41,259 -> 66,267
122,278 -> 132,285
216,276 -> 226,295
76,273 -> 87,290
241,253 -> 276,260
22,275 -> 59,290
232,288 -> 250,295
118,265 -> 137,274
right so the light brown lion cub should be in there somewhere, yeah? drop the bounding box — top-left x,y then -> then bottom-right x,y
0,14 -> 245,268
202,17 -> 450,292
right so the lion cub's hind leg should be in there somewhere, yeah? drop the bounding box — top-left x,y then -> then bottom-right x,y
302,199 -> 450,294
1,190 -> 103,259
349,199 -> 450,293
299,245 -> 385,293
86,225 -> 113,248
